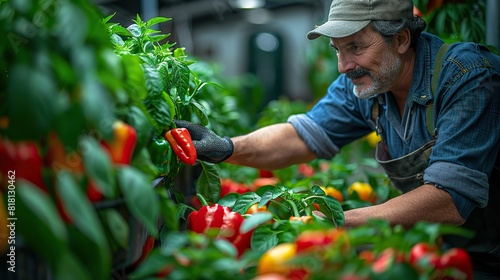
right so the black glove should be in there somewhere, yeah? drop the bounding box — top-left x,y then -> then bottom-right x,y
174,120 -> 234,164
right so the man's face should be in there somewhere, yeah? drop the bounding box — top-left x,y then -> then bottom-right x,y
330,27 -> 402,99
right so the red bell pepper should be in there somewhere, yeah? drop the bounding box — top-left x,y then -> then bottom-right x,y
409,242 -> 473,279
101,120 -> 137,165
437,248 -> 473,280
187,203 -> 253,257
295,228 -> 349,254
0,138 -> 46,191
164,128 -> 197,165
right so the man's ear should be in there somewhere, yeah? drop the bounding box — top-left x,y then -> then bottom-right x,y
395,29 -> 411,54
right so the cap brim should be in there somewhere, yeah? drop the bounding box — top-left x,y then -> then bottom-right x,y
307,20 -> 371,40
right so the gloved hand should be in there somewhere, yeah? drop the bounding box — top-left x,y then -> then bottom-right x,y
174,120 -> 234,164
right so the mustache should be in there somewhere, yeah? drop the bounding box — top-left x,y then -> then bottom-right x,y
346,68 -> 370,80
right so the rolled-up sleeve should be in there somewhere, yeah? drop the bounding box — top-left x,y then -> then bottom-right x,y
288,114 -> 339,159
424,162 -> 489,219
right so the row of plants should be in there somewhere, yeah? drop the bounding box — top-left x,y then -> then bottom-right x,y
0,0 -> 480,279
132,155 -> 474,279
0,0 -> 253,278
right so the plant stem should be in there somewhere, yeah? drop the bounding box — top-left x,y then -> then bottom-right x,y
196,193 -> 209,207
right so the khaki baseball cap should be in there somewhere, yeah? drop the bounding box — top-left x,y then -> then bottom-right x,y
307,0 -> 414,40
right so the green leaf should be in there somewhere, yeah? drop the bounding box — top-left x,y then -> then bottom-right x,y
66,226 -> 111,280
231,192 -> 261,214
55,103 -> 86,151
142,63 -> 163,97
250,226 -> 280,252
259,187 -> 286,208
110,33 -> 125,47
117,166 -> 160,234
56,2 -> 87,50
121,54 -> 148,100
127,23 -> 141,37
146,17 -> 171,28
144,94 -> 172,130
158,188 -> 180,231
81,77 -> 115,139
56,171 -> 107,245
309,185 -> 326,196
169,59 -> 190,104
54,247 -> 93,280
213,239 -> 238,258
160,231 -> 189,255
240,212 -> 273,234
196,162 -> 221,203
322,196 -> 345,227
80,136 -> 115,198
6,64 -> 58,140
129,250 -> 171,279
189,101 -> 209,126
217,192 -> 239,207
16,181 -> 68,266
101,208 -> 129,249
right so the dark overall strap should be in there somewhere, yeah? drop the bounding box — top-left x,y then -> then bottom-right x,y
427,43 -> 451,137
371,43 -> 451,138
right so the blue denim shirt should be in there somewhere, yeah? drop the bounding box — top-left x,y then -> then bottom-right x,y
288,32 -> 500,219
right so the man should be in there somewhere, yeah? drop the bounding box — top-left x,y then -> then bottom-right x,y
176,0 -> 500,277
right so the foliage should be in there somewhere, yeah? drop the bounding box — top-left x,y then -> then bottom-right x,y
413,0 -> 487,44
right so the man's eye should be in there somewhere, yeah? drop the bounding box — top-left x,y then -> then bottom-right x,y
351,46 -> 362,52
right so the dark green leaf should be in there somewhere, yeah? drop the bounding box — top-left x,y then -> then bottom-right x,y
217,192 -> 239,207
258,187 -> 286,208
169,59 -> 190,104
6,65 -> 58,140
118,166 -> 160,234
56,2 -> 87,50
142,63 -> 163,97
196,162 -> 221,203
16,181 -> 68,266
101,208 -> 129,249
231,192 -> 261,214
189,101 -> 209,126
158,188 -> 180,231
322,196 -> 345,227
81,78 -> 115,139
213,239 -> 238,258
434,9 -> 447,35
130,250 -> 171,279
160,231 -> 189,255
250,226 -> 280,252
309,185 -> 326,196
56,171 -> 107,245
53,250 -> 92,280
241,212 -> 273,234
121,54 -> 148,100
144,94 -> 172,130
80,136 -> 115,198
54,104 -> 85,151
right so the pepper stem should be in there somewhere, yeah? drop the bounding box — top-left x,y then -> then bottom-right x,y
286,199 -> 301,217
196,193 -> 209,207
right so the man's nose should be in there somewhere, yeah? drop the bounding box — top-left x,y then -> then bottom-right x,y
337,53 -> 356,74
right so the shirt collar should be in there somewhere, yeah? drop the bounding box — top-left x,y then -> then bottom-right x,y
408,34 -> 434,105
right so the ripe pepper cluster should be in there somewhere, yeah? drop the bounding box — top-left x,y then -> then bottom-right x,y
187,199 -> 254,257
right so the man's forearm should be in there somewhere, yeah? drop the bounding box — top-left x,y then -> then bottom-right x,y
226,123 -> 316,169
344,184 -> 465,228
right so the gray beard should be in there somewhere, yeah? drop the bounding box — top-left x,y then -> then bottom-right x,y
353,51 -> 402,99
